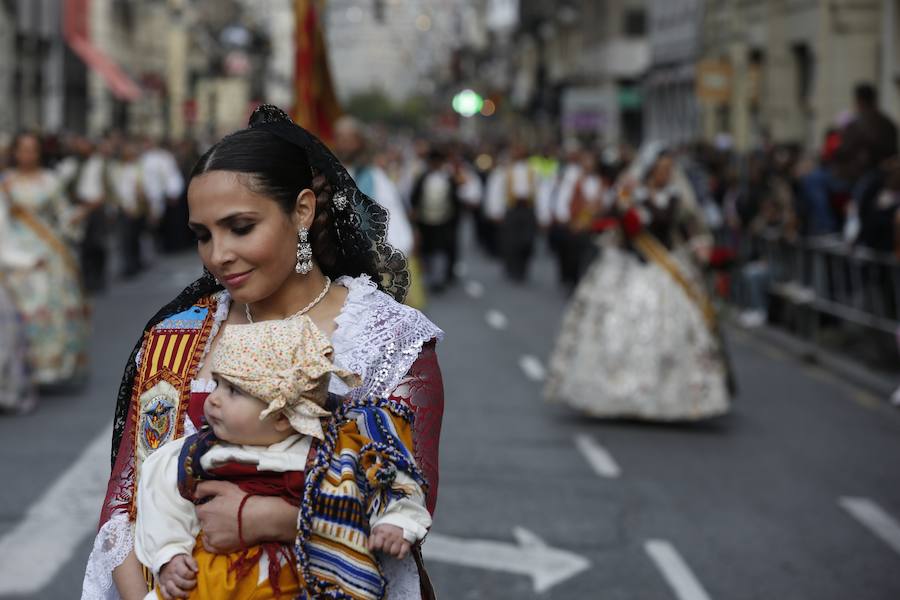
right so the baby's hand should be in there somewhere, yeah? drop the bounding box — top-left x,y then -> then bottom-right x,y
368,524 -> 412,560
158,553 -> 198,600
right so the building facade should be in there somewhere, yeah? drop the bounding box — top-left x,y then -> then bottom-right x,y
697,0 -> 882,151
324,0 -> 469,102
495,0 -> 649,145
644,0 -> 703,146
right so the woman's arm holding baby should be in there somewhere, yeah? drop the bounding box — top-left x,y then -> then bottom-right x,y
194,481 -> 299,551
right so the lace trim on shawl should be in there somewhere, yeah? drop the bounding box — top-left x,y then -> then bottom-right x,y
176,276 -> 443,399
81,514 -> 133,600
331,275 -> 444,400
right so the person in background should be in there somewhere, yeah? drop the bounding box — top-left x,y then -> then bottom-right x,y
560,150 -> 605,290
546,148 -> 731,421
410,147 -> 460,292
141,136 -> 186,253
485,143 -> 540,282
546,141 -> 583,285
0,169 -> 37,414
70,135 -> 115,293
333,116 -> 414,259
0,132 -> 89,388
109,140 -> 148,279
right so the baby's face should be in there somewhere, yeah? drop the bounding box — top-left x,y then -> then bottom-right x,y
204,375 -> 285,445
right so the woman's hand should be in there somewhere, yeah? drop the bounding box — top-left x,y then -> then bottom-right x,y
194,480 -> 246,553
194,481 -> 299,553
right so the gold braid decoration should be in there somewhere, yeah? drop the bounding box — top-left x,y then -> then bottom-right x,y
631,232 -> 718,332
7,202 -> 80,278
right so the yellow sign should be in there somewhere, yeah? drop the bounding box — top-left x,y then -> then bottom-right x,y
696,60 -> 733,104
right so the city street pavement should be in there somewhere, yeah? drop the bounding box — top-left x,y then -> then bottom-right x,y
2,233 -> 900,599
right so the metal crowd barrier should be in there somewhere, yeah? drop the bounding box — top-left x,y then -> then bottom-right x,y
755,233 -> 900,336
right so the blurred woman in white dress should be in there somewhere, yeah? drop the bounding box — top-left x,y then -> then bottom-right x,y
545,149 -> 732,420
0,173 -> 36,413
0,133 -> 89,387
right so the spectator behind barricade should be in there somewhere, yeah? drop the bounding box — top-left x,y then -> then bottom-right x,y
848,157 -> 900,257
835,84 -> 900,242
839,84 -> 898,182
798,116 -> 855,236
729,146 -> 801,327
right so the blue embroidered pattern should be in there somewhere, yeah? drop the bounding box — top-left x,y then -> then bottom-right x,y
155,306 -> 209,330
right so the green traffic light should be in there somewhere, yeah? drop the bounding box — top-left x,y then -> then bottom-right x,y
452,89 -> 484,117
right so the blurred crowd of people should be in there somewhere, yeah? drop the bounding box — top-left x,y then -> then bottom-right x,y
3,79 -> 897,416
0,130 -> 200,414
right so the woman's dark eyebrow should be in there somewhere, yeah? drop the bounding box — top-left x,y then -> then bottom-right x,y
188,212 -> 260,230
216,212 -> 259,225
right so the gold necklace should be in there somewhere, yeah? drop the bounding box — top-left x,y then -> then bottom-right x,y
244,276 -> 331,323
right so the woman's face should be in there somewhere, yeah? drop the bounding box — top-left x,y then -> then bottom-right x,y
188,171 -> 299,305
650,156 -> 674,188
14,135 -> 41,170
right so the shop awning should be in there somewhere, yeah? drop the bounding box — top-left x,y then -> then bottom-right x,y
64,0 -> 142,102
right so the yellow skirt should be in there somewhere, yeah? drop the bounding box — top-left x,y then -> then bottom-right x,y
154,542 -> 301,600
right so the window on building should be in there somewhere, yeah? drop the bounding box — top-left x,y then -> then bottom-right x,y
624,8 -> 646,37
791,43 -> 813,109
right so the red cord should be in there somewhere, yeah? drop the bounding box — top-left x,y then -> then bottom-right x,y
237,494 -> 255,550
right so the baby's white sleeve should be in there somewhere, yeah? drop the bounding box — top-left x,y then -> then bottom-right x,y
370,471 -> 432,544
134,438 -> 199,575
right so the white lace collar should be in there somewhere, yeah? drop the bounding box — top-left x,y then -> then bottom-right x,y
194,275 -> 443,399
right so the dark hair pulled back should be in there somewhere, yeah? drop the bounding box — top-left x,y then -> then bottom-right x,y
190,128 -> 376,282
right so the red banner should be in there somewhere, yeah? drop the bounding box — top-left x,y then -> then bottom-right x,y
293,0 -> 342,142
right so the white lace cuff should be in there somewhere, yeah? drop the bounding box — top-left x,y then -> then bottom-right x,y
81,514 -> 132,600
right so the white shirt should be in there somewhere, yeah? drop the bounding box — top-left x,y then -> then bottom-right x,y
456,164 -> 483,208
485,161 -> 536,221
111,162 -> 143,216
76,155 -> 107,203
141,148 -> 184,220
553,164 -> 583,223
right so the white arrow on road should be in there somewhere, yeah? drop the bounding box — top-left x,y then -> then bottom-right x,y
423,527 -> 590,593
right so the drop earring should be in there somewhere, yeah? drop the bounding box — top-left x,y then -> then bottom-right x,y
203,267 -> 219,285
296,227 -> 313,274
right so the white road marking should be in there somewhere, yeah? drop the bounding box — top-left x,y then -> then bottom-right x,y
519,355 -> 546,382
839,497 -> 900,556
0,424 -> 113,594
485,309 -> 508,330
645,539 -> 713,600
574,434 -> 621,478
423,527 -> 590,593
464,280 -> 485,299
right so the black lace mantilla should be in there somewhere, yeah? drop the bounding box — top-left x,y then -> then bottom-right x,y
110,105 -> 410,466
248,105 -> 409,302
